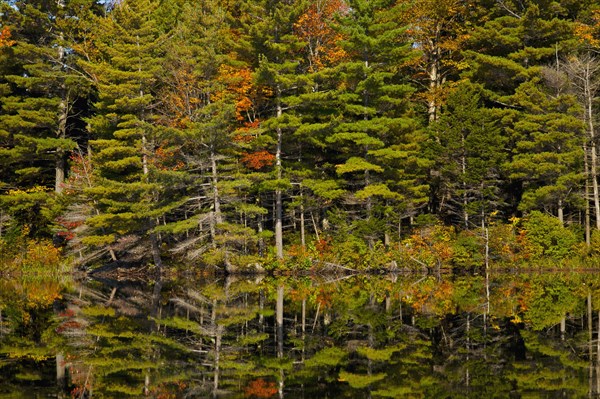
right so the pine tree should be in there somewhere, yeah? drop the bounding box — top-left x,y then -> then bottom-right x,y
249,0 -> 307,259
154,0 -> 260,265
0,0 -> 100,237
507,75 -> 584,224
323,0 -> 428,246
79,0 -> 176,265
433,82 -> 506,228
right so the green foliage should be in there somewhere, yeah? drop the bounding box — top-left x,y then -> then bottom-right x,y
1,0 -> 599,268
451,230 -> 484,268
522,211 -> 578,259
339,370 -> 386,389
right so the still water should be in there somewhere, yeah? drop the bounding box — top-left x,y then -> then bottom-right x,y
1,271 -> 599,398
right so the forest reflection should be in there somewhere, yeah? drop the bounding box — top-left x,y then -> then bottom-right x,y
2,271 -> 600,398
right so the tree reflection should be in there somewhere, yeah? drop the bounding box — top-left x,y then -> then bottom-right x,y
3,271 -> 600,397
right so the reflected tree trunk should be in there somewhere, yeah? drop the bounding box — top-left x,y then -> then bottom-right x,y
597,309 -> 600,396
466,314 -> 470,390
276,285 -> 284,397
588,292 -> 593,398
213,325 -> 223,399
56,352 -> 66,394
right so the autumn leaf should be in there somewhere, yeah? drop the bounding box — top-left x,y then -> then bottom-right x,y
241,150 -> 275,170
294,0 -> 348,71
0,26 -> 16,47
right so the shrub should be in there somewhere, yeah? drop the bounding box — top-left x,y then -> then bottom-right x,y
521,211 -> 578,260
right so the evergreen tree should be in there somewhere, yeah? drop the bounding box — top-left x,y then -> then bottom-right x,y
433,82 -> 506,228
507,75 -> 584,223
79,0 -> 176,265
0,0 -> 100,237
249,0 -> 307,259
323,0 -> 428,246
155,0 -> 261,265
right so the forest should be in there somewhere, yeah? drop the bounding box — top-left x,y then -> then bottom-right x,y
2,0 -> 600,272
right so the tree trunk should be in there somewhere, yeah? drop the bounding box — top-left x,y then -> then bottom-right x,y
56,353 -> 66,390
427,43 -> 441,125
585,141 -> 592,245
276,285 -> 285,397
211,146 -> 222,224
55,0 -> 67,193
276,285 -> 284,358
300,193 -> 306,249
587,89 -> 600,231
275,86 -> 284,259
558,198 -> 564,225
462,133 -> 468,228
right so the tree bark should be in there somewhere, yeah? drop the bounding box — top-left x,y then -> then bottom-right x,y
275,86 -> 284,259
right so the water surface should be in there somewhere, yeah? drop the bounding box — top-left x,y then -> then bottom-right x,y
0,271 -> 598,398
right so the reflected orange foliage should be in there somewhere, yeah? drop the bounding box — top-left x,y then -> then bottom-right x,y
245,378 -> 278,398
25,282 -> 62,309
148,381 -> 188,399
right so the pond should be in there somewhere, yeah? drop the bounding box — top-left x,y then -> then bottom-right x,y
1,270 -> 599,398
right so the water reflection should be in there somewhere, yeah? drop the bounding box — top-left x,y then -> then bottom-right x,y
2,271 -> 600,397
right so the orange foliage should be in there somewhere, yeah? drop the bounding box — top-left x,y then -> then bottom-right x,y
403,225 -> 454,267
148,381 -> 188,399
218,65 -> 255,121
289,285 -> 311,301
159,61 -> 204,128
234,119 -> 261,143
152,143 -> 185,171
241,150 -> 275,170
396,0 -> 471,111
244,379 -> 278,398
316,287 -> 333,308
575,10 -> 600,47
0,26 -> 15,47
294,0 -> 348,71
25,282 -> 62,309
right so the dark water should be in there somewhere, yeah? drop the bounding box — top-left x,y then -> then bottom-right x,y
1,271 -> 599,398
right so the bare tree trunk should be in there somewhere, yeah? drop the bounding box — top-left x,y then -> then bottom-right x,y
589,293 -> 593,397
588,99 -> 600,231
275,86 -> 284,260
585,141 -> 592,245
56,353 -> 66,390
276,285 -> 284,358
597,310 -> 600,395
56,95 -> 68,193
462,133 -> 468,228
276,285 -> 284,397
210,147 -> 221,250
428,56 -> 440,124
300,193 -> 306,249
558,198 -> 564,225
567,54 -> 600,231
55,0 -> 67,193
